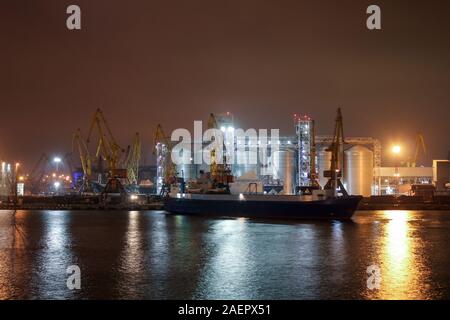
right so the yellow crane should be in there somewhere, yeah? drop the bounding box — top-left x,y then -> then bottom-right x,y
124,132 -> 141,185
86,108 -> 125,178
85,108 -> 128,196
153,124 -> 177,192
207,113 -> 232,185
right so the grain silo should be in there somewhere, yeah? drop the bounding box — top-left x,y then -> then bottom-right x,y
317,146 -> 332,188
272,149 -> 296,194
344,145 -> 373,196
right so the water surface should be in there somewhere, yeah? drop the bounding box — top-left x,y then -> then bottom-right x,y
1,210 -> 449,299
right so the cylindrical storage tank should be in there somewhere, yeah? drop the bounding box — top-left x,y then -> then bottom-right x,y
272,149 -> 295,194
233,145 -> 259,178
258,147 -> 271,176
344,145 -> 373,197
317,146 -> 332,188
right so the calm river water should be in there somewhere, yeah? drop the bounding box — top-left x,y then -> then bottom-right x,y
1,210 -> 450,299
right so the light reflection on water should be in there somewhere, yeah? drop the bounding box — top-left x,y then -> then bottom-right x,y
365,211 -> 435,300
0,210 -> 450,299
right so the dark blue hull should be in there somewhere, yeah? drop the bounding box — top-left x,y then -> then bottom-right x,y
164,195 -> 362,220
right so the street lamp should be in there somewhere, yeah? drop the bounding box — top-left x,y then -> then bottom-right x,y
392,145 -> 401,155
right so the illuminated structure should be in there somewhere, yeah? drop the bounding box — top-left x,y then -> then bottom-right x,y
153,124 -> 176,195
294,114 -> 316,187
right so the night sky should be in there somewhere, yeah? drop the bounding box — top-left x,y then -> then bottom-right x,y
1,0 -> 449,171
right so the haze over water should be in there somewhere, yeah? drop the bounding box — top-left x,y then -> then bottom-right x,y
0,210 -> 449,299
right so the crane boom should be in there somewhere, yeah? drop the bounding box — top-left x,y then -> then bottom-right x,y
86,108 -> 124,176
125,132 -> 141,185
413,133 -> 427,167
29,153 -> 50,194
72,128 -> 92,178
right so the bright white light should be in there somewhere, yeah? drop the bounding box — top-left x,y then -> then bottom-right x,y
239,193 -> 245,201
53,157 -> 62,163
130,194 -> 138,201
227,126 -> 234,132
392,145 -> 401,154
54,181 -> 61,189
220,126 -> 226,132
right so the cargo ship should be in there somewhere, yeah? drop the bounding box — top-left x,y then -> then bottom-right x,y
164,193 -> 362,220
164,194 -> 362,220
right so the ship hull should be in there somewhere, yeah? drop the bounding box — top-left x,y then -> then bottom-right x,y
163,195 -> 362,220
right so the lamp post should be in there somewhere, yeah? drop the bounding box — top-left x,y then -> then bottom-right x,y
392,145 -> 401,195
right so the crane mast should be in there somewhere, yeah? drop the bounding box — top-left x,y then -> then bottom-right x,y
323,108 -> 348,196
153,124 -> 177,194
207,113 -> 232,186
125,132 -> 141,186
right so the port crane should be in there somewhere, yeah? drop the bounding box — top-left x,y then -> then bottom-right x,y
28,153 -> 51,194
323,108 -> 348,196
407,133 -> 427,167
153,124 -> 177,194
207,113 -> 232,186
86,108 -> 126,195
72,128 -> 92,192
124,132 -> 141,187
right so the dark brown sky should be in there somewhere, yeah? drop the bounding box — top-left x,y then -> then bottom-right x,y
1,0 -> 449,170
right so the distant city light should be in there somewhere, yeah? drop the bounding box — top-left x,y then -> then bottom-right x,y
53,157 -> 62,163
54,181 -> 61,189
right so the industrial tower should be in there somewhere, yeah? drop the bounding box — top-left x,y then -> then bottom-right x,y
294,114 -> 317,187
